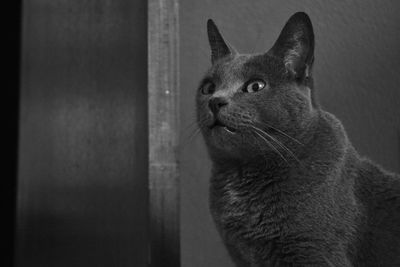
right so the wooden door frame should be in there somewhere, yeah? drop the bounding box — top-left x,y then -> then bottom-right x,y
148,0 -> 180,266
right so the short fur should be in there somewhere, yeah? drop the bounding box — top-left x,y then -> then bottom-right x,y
196,12 -> 400,266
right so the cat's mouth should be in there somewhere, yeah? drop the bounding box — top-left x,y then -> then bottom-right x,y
209,119 -> 236,134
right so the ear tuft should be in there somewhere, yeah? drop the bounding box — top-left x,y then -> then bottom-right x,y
207,19 -> 236,64
268,12 -> 315,82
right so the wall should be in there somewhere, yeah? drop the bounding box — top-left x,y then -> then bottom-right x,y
16,1 -> 148,266
179,1 -> 400,266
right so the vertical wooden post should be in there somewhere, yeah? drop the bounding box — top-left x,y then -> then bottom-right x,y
148,0 -> 180,266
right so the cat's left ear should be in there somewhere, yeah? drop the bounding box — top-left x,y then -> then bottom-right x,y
268,12 -> 314,82
207,19 -> 237,64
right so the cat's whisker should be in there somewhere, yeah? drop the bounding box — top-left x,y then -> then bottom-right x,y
182,116 -> 205,134
258,128 -> 301,163
249,132 -> 270,169
180,117 -> 208,148
188,126 -> 203,141
258,121 -> 304,146
180,127 -> 202,149
182,120 -> 198,131
266,134 -> 306,170
251,126 -> 292,164
250,125 -> 303,167
252,130 -> 289,164
185,118 -> 204,133
182,123 -> 200,140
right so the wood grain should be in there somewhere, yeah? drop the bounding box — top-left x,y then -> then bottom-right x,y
148,0 -> 180,266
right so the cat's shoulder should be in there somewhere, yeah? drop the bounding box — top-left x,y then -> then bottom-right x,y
356,158 -> 400,194
353,158 -> 400,264
354,158 -> 400,220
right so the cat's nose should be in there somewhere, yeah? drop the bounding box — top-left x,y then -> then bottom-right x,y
208,97 -> 228,115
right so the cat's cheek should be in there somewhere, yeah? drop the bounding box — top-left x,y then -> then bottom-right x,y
258,105 -> 288,127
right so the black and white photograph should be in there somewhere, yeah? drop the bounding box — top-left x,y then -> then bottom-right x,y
8,0 -> 400,266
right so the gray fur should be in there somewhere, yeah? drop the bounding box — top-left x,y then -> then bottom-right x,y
197,12 -> 400,266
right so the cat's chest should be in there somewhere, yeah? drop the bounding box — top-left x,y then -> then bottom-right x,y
209,173 -> 339,266
210,173 -> 289,243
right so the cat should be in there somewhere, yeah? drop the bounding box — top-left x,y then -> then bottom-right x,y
196,12 -> 400,267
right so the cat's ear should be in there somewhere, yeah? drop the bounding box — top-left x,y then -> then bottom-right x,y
268,12 -> 314,82
207,19 -> 237,64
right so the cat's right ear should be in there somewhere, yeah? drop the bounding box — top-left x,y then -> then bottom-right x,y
268,12 -> 315,83
207,19 -> 237,64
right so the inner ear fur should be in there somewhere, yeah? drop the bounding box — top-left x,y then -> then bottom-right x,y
268,12 -> 315,83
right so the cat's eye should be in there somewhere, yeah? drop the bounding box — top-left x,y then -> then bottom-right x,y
201,81 -> 216,95
243,80 -> 267,93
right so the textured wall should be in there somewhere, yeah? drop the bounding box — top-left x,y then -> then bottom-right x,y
179,1 -> 400,266
16,1 -> 148,266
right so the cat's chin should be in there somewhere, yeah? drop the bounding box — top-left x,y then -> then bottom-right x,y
208,119 -> 237,134
204,127 -> 252,159
207,125 -> 237,140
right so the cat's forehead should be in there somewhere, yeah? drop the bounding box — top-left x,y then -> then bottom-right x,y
206,54 -> 286,85
207,55 -> 253,81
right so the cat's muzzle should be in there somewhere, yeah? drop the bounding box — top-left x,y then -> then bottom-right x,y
208,119 -> 236,133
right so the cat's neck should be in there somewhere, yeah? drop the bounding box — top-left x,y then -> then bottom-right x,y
211,110 -> 355,188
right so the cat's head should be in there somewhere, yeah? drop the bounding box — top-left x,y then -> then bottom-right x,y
197,12 -> 318,162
